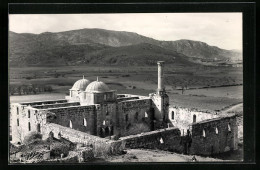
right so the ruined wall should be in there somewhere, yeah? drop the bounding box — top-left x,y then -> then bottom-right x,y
117,99 -> 153,137
32,102 -> 80,109
190,114 -> 238,156
42,123 -> 125,157
169,107 -> 218,135
46,105 -> 97,135
95,103 -> 117,137
120,127 -> 183,153
11,103 -> 48,143
20,99 -> 67,106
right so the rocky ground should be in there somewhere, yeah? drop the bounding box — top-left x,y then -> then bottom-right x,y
102,149 -> 230,162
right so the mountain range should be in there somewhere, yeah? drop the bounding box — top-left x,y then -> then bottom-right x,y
9,28 -> 242,67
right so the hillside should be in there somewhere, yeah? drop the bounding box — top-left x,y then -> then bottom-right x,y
9,28 -> 242,66
159,40 -> 242,62
83,43 -> 194,66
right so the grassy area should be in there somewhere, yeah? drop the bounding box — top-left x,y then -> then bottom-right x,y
168,93 -> 242,112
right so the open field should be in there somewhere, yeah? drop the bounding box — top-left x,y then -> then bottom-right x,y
172,85 -> 243,99
9,93 -> 66,103
9,65 -> 242,88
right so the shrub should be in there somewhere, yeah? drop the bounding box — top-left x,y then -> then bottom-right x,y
23,132 -> 42,145
50,143 -> 70,157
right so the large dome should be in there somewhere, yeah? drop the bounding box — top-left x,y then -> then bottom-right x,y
85,78 -> 110,92
71,77 -> 90,91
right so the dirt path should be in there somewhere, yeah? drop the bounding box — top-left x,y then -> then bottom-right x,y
220,103 -> 243,114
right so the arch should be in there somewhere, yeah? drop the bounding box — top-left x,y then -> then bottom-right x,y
144,112 -> 148,118
103,120 -> 106,126
83,118 -> 87,127
37,123 -> 41,133
28,122 -> 31,131
171,111 -> 174,120
202,129 -> 206,137
17,119 -> 19,126
17,107 -> 19,115
28,110 -> 30,118
69,120 -> 73,128
228,123 -> 231,132
125,114 -> 128,122
193,114 -> 196,123
215,127 -> 219,134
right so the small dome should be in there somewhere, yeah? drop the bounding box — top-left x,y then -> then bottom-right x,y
71,77 -> 90,91
85,78 -> 110,92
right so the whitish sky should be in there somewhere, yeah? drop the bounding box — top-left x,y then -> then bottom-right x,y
9,13 -> 242,50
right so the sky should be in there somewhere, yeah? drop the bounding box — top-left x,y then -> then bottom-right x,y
9,13 -> 242,50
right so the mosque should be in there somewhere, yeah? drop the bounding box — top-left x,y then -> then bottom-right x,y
10,61 -> 238,156
11,61 -> 169,141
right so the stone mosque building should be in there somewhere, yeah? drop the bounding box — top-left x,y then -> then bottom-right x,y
10,61 -> 238,156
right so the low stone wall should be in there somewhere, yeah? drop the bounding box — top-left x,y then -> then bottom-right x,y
42,123 -> 125,157
120,127 -> 183,153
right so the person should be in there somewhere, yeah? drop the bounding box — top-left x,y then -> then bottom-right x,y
192,155 -> 197,162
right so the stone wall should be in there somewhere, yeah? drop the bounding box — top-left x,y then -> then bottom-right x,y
11,103 -> 48,143
190,114 -> 238,156
46,105 -> 97,135
33,102 -> 80,109
42,123 -> 125,157
169,107 -> 218,135
95,103 -> 117,137
117,99 -> 153,137
20,99 -> 67,106
120,127 -> 183,153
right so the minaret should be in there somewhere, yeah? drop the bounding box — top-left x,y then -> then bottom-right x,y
157,61 -> 165,94
150,61 -> 169,129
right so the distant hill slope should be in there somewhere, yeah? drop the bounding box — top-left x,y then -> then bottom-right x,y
9,28 -> 242,66
159,40 -> 242,62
